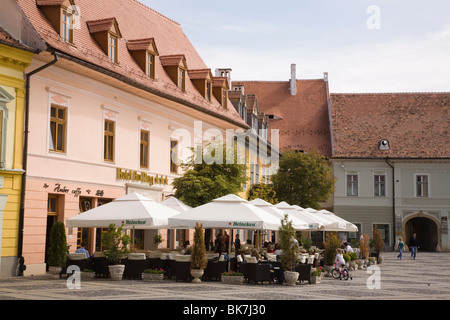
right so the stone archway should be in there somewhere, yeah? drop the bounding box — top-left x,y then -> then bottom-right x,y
402,212 -> 441,252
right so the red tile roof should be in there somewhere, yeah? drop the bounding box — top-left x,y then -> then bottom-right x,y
233,80 -> 332,156
86,18 -> 118,34
16,0 -> 247,128
330,93 -> 450,158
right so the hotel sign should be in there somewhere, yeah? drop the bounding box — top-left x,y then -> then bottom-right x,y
116,168 -> 169,186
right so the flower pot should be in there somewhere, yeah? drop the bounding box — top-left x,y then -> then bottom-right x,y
48,266 -> 62,278
81,272 -> 96,280
142,273 -> 164,281
108,265 -> 125,281
284,271 -> 299,286
190,269 -> 204,283
311,275 -> 321,284
221,275 -> 244,284
349,261 -> 356,271
324,265 -> 334,277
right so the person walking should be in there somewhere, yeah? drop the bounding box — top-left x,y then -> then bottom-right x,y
409,233 -> 419,260
397,237 -> 404,259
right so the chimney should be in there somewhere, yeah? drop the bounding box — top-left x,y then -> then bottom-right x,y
215,68 -> 232,88
290,64 -> 297,96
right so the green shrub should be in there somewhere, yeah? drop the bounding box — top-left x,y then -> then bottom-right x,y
47,222 -> 67,267
279,214 -> 299,271
191,223 -> 207,270
323,232 -> 340,265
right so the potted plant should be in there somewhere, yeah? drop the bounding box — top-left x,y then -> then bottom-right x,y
190,222 -> 207,283
323,232 -> 340,277
348,251 -> 358,270
279,214 -> 300,286
359,234 -> 370,268
221,271 -> 245,284
142,268 -> 165,281
47,221 -> 67,277
101,223 -> 131,280
343,252 -> 351,268
372,225 -> 385,263
153,233 -> 163,249
301,237 -> 313,253
81,269 -> 96,280
310,267 -> 323,284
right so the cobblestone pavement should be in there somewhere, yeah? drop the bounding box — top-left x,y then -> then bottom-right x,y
1,252 -> 449,301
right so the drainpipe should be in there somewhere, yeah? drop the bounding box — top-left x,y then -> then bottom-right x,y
385,158 -> 395,251
17,53 -> 59,276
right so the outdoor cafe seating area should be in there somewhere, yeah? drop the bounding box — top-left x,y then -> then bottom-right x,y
61,245 -> 323,285
63,193 -> 354,285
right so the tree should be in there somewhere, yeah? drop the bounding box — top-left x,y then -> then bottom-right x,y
47,222 -> 67,267
279,214 -> 299,271
190,223 -> 208,270
101,224 -> 131,265
271,149 -> 335,209
172,142 -> 247,207
247,183 -> 278,204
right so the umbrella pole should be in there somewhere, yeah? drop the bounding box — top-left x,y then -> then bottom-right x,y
228,229 -> 232,271
133,226 -> 136,253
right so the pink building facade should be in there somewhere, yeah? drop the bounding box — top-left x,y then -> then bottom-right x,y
17,0 -> 248,275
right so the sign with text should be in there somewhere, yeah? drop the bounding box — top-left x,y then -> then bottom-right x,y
116,168 -> 169,186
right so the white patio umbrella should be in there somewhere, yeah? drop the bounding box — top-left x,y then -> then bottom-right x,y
66,192 -> 180,229
168,194 -> 282,259
249,199 -> 310,231
274,202 -> 325,230
161,197 -> 192,213
168,194 -> 281,231
293,206 -> 347,231
316,209 -> 359,232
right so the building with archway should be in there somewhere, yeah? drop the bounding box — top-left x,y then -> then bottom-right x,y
329,93 -> 450,251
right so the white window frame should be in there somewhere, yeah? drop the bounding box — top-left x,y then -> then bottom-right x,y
373,172 -> 386,197
0,87 -> 13,166
414,173 -> 430,197
346,172 -> 359,196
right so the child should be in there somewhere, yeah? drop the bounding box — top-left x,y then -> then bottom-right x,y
334,248 -> 346,273
397,237 -> 404,259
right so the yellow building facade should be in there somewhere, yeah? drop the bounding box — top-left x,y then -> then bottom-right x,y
0,42 -> 33,276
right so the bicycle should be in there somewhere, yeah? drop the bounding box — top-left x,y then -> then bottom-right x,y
332,264 -> 352,280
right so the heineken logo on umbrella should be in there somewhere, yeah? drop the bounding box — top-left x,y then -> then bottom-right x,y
124,220 -> 146,225
231,222 -> 256,227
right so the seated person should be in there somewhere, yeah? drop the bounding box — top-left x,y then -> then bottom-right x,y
75,243 -> 90,258
181,240 -> 191,255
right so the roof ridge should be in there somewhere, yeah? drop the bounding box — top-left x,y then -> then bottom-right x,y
233,79 -> 325,83
131,0 -> 180,26
331,92 -> 450,95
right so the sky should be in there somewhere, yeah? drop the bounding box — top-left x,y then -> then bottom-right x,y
141,0 -> 450,93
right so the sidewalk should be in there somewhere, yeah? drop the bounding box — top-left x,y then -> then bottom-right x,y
1,252 -> 449,300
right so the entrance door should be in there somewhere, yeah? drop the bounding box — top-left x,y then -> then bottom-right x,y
77,197 -> 93,251
45,194 -> 59,269
405,217 -> 438,251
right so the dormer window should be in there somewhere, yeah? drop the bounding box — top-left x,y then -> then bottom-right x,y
160,55 -> 188,92
188,69 -> 213,101
178,68 -> 186,91
87,17 -> 122,64
147,52 -> 155,78
222,90 -> 228,108
36,0 -> 76,44
212,77 -> 230,108
206,81 -> 212,102
127,38 -> 159,79
62,9 -> 73,43
109,34 -> 118,63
